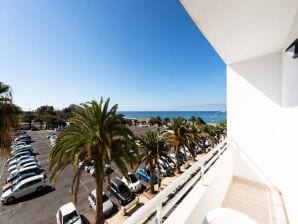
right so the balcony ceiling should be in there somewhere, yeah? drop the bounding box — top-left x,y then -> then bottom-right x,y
180,0 -> 298,64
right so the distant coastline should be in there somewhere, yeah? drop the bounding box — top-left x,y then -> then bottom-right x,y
118,111 -> 226,123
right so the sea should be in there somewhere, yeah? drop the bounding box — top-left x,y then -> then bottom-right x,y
118,111 -> 226,123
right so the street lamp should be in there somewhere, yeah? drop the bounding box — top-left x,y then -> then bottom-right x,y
210,111 -> 226,123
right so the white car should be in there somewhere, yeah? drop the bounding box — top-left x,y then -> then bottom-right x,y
8,158 -> 38,173
46,133 -> 56,139
122,172 -> 142,192
11,145 -> 32,155
8,155 -> 35,166
56,202 -> 83,224
9,164 -> 43,178
50,135 -> 57,142
88,189 -> 114,217
11,142 -> 27,150
1,174 -> 46,204
7,151 -> 34,163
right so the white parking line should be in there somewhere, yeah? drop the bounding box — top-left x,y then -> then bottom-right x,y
80,180 -> 90,193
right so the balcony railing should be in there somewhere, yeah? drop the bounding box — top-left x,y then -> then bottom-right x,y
123,139 -> 228,224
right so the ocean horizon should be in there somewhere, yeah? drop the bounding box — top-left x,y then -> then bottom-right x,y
118,111 -> 226,123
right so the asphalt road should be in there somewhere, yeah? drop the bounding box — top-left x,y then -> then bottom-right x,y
0,130 -> 97,224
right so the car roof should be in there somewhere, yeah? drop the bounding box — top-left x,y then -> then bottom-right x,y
59,202 -> 77,215
18,174 -> 44,185
111,177 -> 125,186
18,158 -> 35,163
18,165 -> 39,171
12,151 -> 32,156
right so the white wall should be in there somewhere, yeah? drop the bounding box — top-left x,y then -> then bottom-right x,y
281,11 -> 298,107
227,52 -> 283,185
164,148 -> 233,224
227,11 -> 298,223
278,11 -> 298,224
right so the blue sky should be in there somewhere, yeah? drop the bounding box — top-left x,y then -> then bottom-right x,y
0,0 -> 226,111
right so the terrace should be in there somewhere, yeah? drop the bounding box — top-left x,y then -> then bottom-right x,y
123,0 -> 298,222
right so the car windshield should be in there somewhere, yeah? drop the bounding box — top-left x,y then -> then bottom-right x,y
12,176 -> 21,185
118,184 -> 129,194
63,211 -> 80,224
128,174 -> 138,183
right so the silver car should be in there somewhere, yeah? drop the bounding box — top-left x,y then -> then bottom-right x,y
88,189 -> 114,217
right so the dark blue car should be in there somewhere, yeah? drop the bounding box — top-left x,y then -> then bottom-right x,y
136,167 -> 158,184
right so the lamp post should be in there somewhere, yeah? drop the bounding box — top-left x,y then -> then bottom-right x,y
210,111 -> 226,123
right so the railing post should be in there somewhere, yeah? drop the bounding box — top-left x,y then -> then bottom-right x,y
156,203 -> 162,224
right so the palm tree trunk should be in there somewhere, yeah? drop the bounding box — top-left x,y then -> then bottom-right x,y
175,145 -> 181,174
149,161 -> 155,193
94,159 -> 104,224
72,166 -> 82,206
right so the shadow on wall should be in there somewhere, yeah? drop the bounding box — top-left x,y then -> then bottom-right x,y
229,52 -> 282,106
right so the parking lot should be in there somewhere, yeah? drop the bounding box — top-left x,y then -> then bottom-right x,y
0,131 -> 98,224
0,130 -> 207,224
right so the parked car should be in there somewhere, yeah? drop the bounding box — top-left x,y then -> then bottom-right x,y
122,173 -> 142,193
11,142 -> 27,149
157,159 -> 174,177
1,174 -> 46,204
160,156 -> 176,169
8,155 -> 35,166
50,135 -> 57,142
7,151 -> 35,163
14,135 -> 31,144
11,145 -> 33,155
136,167 -> 158,184
7,165 -> 44,183
111,177 -> 134,205
46,133 -> 56,139
3,172 -> 40,192
168,154 -> 178,164
88,189 -> 114,217
56,202 -> 83,224
8,158 -> 38,173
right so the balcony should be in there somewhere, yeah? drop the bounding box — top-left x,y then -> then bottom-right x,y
123,139 -> 289,224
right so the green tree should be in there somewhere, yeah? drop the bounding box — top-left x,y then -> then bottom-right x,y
49,98 -> 135,224
163,117 -> 171,126
22,111 -> 36,130
187,125 -> 200,161
189,116 -> 197,126
138,131 -> 169,193
156,116 -> 163,127
163,117 -> 190,173
196,124 -> 214,152
0,82 -> 21,157
196,116 -> 206,125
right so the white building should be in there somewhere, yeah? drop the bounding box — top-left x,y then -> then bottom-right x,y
123,0 -> 298,223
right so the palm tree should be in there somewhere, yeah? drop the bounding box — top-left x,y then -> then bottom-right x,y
49,98 -> 136,224
0,82 -> 21,158
22,111 -> 36,130
189,116 -> 197,126
163,117 -> 190,173
138,131 -> 169,193
196,124 -> 214,152
163,117 -> 171,126
187,125 -> 199,161
156,116 -> 163,127
196,116 -> 206,125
